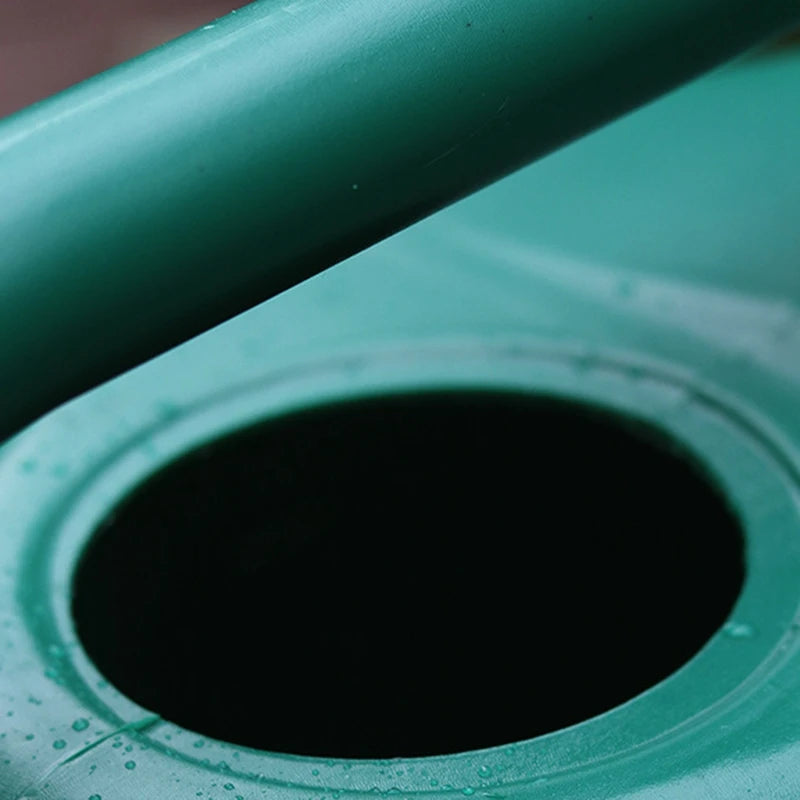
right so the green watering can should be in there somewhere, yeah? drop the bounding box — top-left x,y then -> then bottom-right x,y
2,2 -> 800,798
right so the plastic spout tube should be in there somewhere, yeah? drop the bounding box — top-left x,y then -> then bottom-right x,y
1,0 -> 799,438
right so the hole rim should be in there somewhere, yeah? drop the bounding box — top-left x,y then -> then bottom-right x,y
70,387 -> 747,759
28,344 -> 800,791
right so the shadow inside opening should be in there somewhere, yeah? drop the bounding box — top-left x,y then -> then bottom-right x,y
72,390 -> 745,759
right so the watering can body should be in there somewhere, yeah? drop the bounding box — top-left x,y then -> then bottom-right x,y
2,2 -> 800,799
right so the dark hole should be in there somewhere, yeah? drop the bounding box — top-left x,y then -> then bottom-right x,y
72,391 -> 744,759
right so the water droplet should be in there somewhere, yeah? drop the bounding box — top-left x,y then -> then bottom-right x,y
723,621 -> 755,639
124,745 -> 133,753
193,739 -> 205,748
72,718 -> 90,732
203,24 -> 215,30
112,741 -> 123,749
25,734 -> 34,741
124,760 -> 136,770
462,788 -> 475,796
429,780 -> 439,787
224,785 -> 235,792
478,766 -> 493,779
53,739 -> 67,750
312,769 -> 320,776
573,349 -> 596,373
156,401 -> 181,420
90,795 -> 102,800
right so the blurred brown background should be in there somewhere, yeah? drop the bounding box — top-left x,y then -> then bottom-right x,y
0,0 -> 236,119
1,2 -> 798,121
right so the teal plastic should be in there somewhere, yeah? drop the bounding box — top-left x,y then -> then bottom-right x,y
1,0 -> 799,439
3,46 -> 800,797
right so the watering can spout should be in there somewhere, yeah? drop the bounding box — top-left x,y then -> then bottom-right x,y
1,0 -> 799,440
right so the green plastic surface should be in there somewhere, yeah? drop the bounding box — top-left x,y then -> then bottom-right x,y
1,0 -> 799,439
2,48 -> 800,798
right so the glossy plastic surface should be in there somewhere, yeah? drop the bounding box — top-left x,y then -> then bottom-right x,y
2,51 -> 800,798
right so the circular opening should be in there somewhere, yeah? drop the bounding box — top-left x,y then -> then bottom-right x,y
72,391 -> 744,759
